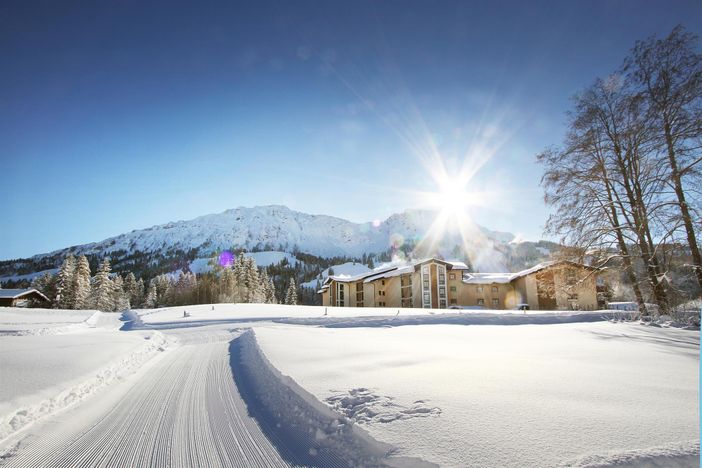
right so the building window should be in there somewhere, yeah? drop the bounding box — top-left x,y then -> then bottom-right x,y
400,274 -> 413,308
492,298 -> 499,307
336,283 -> 345,307
381,280 -> 385,286
356,281 -> 364,306
491,286 -> 498,293
450,285 -> 457,292
568,293 -> 579,300
437,265 -> 447,308
476,286 -> 483,293
449,273 -> 456,280
421,265 -> 431,308
450,298 -> 457,305
477,298 -> 485,306
566,269 -> 577,285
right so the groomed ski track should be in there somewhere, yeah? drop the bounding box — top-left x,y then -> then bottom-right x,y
1,328 -> 293,467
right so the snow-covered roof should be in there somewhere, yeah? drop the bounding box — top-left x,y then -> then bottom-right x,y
0,288 -> 49,301
326,266 -> 394,284
462,273 -> 513,284
321,257 -> 470,288
446,261 -> 469,270
508,261 -> 557,280
462,261 -> 598,285
362,265 -> 414,283
510,260 -> 598,280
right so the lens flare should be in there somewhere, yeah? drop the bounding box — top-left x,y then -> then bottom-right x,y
390,233 -> 405,250
218,251 -> 234,268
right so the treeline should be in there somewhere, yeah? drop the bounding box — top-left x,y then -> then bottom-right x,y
539,25 -> 702,314
32,254 -> 299,312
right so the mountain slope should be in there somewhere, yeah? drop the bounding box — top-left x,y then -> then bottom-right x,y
0,205 -> 553,281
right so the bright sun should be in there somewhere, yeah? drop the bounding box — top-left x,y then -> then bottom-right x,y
424,174 -> 480,217
435,184 -> 471,215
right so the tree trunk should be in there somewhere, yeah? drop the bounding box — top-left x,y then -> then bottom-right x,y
663,121 -> 702,289
612,144 -> 670,314
603,172 -> 647,313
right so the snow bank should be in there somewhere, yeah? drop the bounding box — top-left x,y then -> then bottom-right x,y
563,440 -> 700,467
0,329 -> 170,442
278,310 -> 624,328
229,330 -> 435,467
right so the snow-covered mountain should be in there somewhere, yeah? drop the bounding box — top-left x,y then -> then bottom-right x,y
0,205 -> 554,281
19,205 -> 517,259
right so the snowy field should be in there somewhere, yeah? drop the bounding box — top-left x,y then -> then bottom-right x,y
0,304 -> 698,467
133,303 -> 624,326
0,307 -> 96,334
253,322 -> 700,467
135,303 -> 442,325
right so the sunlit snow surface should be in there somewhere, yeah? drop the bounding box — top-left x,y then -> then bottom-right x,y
1,305 -> 698,467
253,323 -> 699,467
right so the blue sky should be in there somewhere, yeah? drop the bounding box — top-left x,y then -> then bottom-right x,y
2,0 -> 701,259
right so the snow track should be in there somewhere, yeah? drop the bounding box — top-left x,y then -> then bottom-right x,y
1,330 -> 290,467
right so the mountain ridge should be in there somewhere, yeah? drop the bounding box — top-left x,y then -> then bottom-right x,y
22,205 -> 520,260
0,205 -> 555,283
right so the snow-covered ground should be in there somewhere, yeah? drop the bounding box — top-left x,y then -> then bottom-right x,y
1,304 -> 698,467
0,309 -> 166,441
133,303 -> 630,329
134,302 -> 441,325
253,322 -> 700,467
0,307 -> 97,334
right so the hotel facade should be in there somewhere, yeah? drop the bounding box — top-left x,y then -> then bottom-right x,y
319,258 -> 600,311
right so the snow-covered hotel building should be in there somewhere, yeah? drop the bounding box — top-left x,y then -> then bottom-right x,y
319,258 -> 600,311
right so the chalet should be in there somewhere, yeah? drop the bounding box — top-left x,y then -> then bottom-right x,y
0,288 -> 50,308
319,259 -> 600,311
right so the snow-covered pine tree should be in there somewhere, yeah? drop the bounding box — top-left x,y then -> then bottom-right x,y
31,272 -> 58,305
144,281 -> 158,308
220,267 -> 236,302
135,278 -> 145,307
173,271 -> 197,305
91,258 -> 115,311
72,255 -> 92,309
267,277 -> 277,304
123,272 -> 139,306
233,255 -> 247,302
56,255 -> 77,309
112,275 -> 130,311
244,257 -> 261,302
285,278 -> 298,305
258,269 -> 275,304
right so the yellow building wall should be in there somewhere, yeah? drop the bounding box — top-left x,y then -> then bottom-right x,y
455,282 -> 515,309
